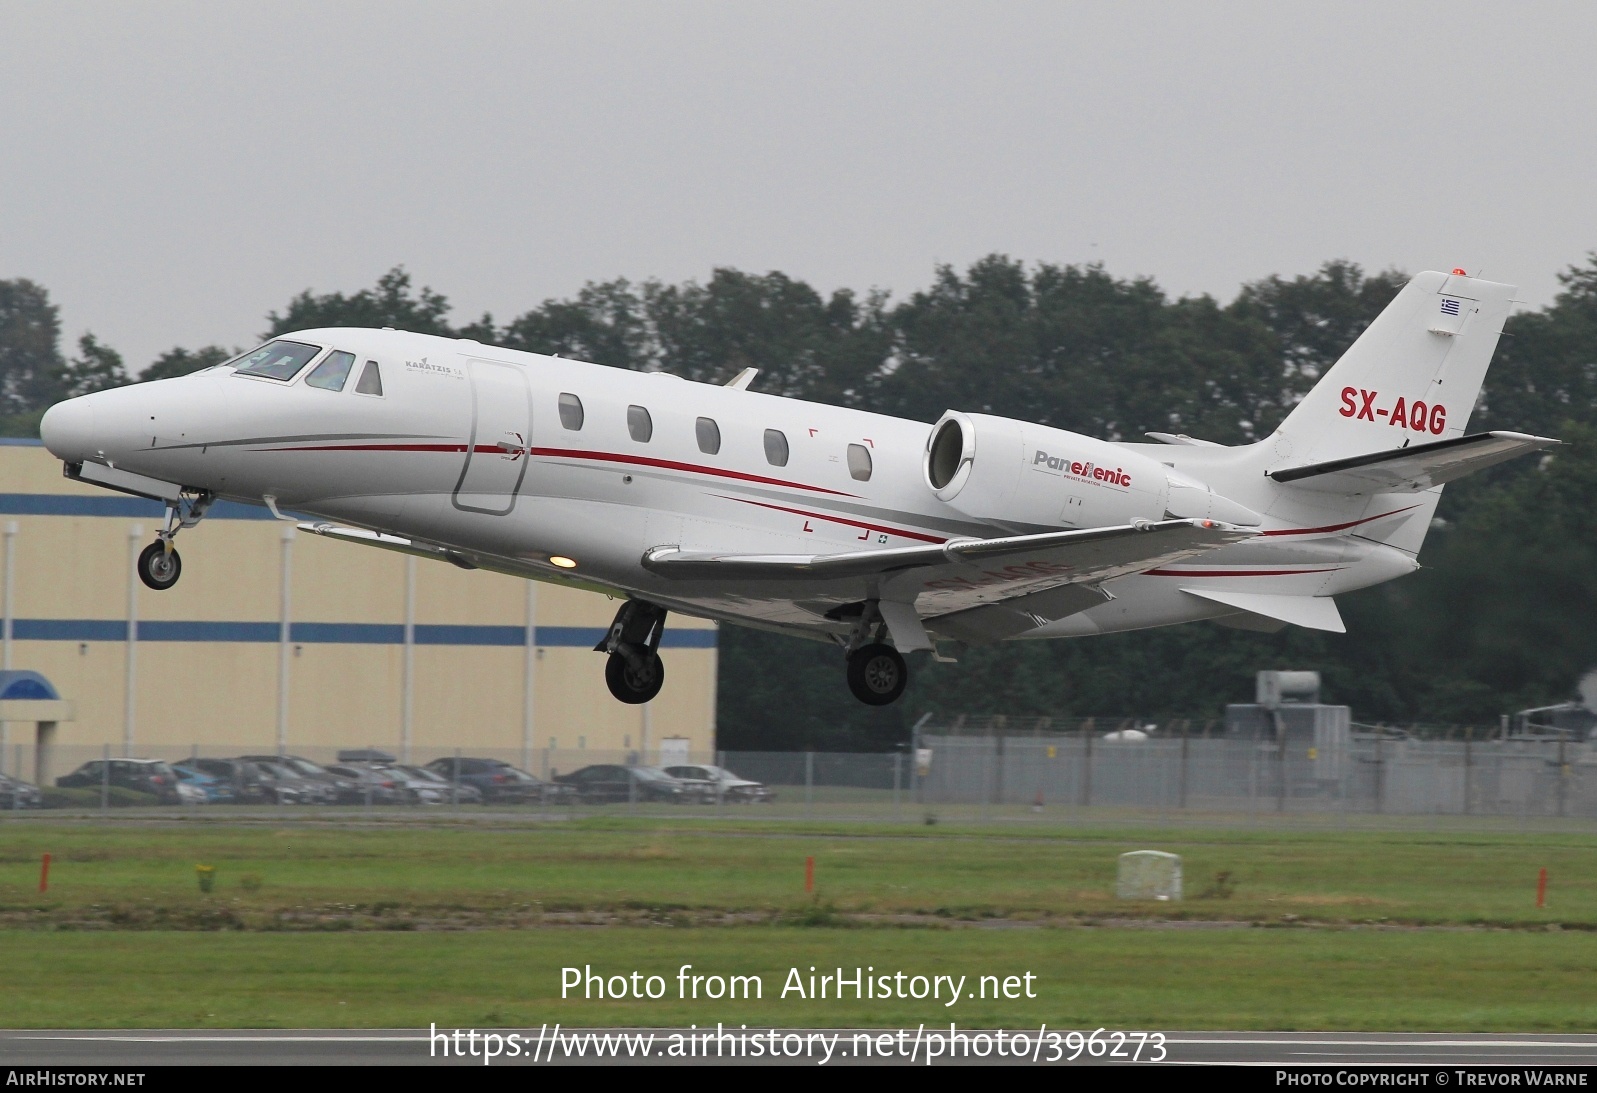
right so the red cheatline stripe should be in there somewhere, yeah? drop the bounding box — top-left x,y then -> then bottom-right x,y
266,442 -> 479,453
1260,505 -> 1421,537
724,496 -> 947,544
260,442 -> 857,497
526,448 -> 856,496
1143,567 -> 1344,577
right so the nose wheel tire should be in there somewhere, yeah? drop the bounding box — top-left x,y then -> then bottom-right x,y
605,649 -> 665,704
137,541 -> 182,591
846,643 -> 908,706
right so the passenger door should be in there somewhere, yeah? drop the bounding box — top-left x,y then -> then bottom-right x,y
452,358 -> 534,515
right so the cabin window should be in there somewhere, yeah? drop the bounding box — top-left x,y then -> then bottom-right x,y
847,443 -> 872,482
627,404 -> 653,443
558,393 -> 584,431
233,339 -> 322,382
763,428 -> 789,467
304,350 -> 355,392
354,360 -> 384,396
695,416 -> 721,455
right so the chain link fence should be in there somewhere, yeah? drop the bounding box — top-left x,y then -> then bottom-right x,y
2,724 -> 1594,824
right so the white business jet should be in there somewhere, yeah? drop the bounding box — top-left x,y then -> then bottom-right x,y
39,270 -> 1556,707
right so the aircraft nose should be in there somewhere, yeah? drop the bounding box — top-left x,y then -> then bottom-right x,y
40,396 -> 98,463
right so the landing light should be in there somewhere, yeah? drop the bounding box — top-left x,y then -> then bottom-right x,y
549,556 -> 578,569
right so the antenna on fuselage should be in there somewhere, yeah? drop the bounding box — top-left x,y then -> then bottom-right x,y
724,367 -> 759,391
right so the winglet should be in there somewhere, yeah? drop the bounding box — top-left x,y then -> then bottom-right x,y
724,367 -> 759,391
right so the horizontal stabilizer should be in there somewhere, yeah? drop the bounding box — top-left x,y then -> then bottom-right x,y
1182,588 -> 1345,633
1268,431 -> 1559,495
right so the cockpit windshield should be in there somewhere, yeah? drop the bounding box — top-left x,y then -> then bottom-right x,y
232,340 -> 323,381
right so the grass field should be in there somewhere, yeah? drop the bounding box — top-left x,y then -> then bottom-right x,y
3,815 -> 1596,1029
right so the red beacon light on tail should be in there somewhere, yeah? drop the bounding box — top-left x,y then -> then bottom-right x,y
1452,268 -> 1468,276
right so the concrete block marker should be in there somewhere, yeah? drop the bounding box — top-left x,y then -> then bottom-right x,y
1117,850 -> 1182,901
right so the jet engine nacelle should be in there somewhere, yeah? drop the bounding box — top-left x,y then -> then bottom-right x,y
923,411 -> 1262,530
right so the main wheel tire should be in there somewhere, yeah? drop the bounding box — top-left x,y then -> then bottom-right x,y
137,541 -> 182,591
846,643 -> 908,706
605,648 -> 665,704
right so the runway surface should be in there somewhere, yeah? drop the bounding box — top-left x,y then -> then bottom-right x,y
4,1029 -> 1597,1066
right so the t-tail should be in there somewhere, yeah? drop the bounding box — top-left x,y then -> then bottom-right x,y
1259,270 -> 1558,553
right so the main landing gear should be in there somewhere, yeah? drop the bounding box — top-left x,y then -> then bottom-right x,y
840,600 -> 908,706
596,599 -> 668,704
136,491 -> 214,591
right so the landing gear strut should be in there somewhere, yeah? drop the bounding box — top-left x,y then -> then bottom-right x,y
136,490 -> 214,591
596,599 -> 668,704
840,599 -> 910,706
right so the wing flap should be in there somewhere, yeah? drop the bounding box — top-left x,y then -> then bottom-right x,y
1182,588 -> 1346,633
645,518 -> 1256,623
1268,430 -> 1558,494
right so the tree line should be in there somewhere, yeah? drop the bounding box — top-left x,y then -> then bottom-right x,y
4,255 -> 1596,749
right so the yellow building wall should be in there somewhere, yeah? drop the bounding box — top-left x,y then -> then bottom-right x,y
0,441 -> 717,768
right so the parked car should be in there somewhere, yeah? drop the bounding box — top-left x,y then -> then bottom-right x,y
250,759 -> 338,805
663,764 -> 775,803
184,758 -> 283,804
393,764 -> 483,804
0,772 -> 43,810
171,763 -> 237,804
57,759 -> 184,803
339,762 -> 449,804
337,748 -> 398,763
323,764 -> 406,805
421,757 -> 573,804
239,755 -> 362,804
554,764 -> 690,803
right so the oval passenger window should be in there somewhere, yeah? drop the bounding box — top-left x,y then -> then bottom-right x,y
763,429 -> 789,467
628,405 -> 653,443
696,417 -> 721,455
846,443 -> 872,482
559,393 -> 584,431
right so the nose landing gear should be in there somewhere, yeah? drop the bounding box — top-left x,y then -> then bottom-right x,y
595,599 -> 668,704
136,491 -> 214,591
137,541 -> 182,590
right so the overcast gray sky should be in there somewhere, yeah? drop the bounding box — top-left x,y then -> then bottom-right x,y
3,0 -> 1595,369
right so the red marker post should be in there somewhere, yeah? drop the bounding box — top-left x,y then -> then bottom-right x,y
1537,867 -> 1548,909
38,853 -> 51,893
804,856 -> 815,893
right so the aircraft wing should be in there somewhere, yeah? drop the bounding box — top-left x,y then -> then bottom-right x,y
1268,431 -> 1559,494
643,518 -> 1255,638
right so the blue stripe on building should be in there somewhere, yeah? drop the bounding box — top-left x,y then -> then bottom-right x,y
0,493 -> 282,520
8,618 -> 715,648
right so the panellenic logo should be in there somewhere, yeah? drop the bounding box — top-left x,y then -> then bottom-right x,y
1033,450 -> 1131,487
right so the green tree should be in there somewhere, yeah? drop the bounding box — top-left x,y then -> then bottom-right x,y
265,267 -> 457,338
500,278 -> 651,370
0,277 -> 65,421
140,345 -> 235,382
55,333 -> 128,398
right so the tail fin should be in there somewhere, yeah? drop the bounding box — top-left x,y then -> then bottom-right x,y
1272,270 -> 1516,466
